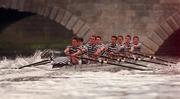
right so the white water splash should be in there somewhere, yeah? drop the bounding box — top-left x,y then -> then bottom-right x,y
147,62 -> 180,74
0,52 -> 180,99
0,51 -> 44,69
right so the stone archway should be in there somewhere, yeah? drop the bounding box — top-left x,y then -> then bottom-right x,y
0,0 -> 95,41
140,11 -> 180,55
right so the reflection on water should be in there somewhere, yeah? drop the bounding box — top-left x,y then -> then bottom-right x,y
0,51 -> 180,99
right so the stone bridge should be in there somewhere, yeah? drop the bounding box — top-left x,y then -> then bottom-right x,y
0,0 -> 180,55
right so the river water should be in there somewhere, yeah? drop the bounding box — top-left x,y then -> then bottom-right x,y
0,51 -> 180,99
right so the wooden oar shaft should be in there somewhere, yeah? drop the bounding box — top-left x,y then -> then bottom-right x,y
18,59 -> 50,69
130,52 -> 176,64
79,57 -> 147,71
117,54 -> 170,66
99,55 -> 147,67
140,59 -> 169,66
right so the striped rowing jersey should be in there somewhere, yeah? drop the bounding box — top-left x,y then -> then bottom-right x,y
66,46 -> 80,54
97,43 -> 105,48
131,43 -> 142,52
84,43 -> 98,54
117,44 -> 125,53
124,42 -> 133,52
105,43 -> 119,53
78,45 -> 88,53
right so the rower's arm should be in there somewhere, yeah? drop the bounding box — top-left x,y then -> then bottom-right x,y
64,47 -> 70,56
71,49 -> 81,56
130,47 -> 134,52
130,43 -> 142,52
104,44 -> 109,51
134,43 -> 142,48
95,46 -> 106,55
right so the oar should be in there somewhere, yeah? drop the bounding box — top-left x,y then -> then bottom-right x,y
117,54 -> 170,66
99,55 -> 148,67
129,52 -> 176,64
18,59 -> 51,69
79,57 -> 148,71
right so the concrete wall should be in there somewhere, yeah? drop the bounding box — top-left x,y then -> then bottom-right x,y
0,0 -> 180,54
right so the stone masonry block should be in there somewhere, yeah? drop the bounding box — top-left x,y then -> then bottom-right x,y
43,6 -> 52,17
172,13 -> 180,27
66,15 -> 78,30
55,8 -> 65,23
166,16 -> 179,31
148,32 -> 164,46
61,11 -> 72,26
49,6 -> 59,20
154,25 -> 169,40
77,24 -> 90,37
141,44 -> 155,55
160,21 -> 174,36
83,30 -> 95,42
72,19 -> 84,34
141,36 -> 159,52
39,7 -> 45,16
37,6 -> 43,15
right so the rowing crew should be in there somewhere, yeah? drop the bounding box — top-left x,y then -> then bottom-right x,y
53,35 -> 142,67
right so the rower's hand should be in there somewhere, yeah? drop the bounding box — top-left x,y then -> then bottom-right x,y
70,54 -> 76,57
109,52 -> 114,55
94,52 -> 99,56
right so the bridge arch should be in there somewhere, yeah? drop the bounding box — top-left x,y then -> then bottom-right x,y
0,0 -> 95,41
140,11 -> 180,55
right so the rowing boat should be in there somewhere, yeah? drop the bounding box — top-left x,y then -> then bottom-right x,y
17,56 -> 175,72
17,50 -> 176,71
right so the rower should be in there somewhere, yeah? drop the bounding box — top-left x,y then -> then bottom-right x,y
123,35 -> 133,57
124,35 -> 132,52
84,35 -> 100,64
117,35 -> 125,55
77,37 -> 89,64
94,36 -> 106,56
130,36 -> 142,53
77,37 -> 87,54
105,36 -> 119,57
64,37 -> 81,65
84,35 -> 100,60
